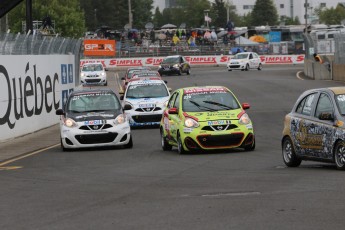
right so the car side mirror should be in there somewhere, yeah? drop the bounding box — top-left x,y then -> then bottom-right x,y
121,77 -> 125,80
242,103 -> 250,110
164,80 -> 168,84
105,68 -> 109,71
318,112 -> 334,121
123,104 -> 132,110
168,107 -> 178,114
56,109 -> 65,115
120,95 -> 124,100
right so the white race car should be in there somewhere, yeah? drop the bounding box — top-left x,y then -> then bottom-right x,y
227,52 -> 263,71
80,63 -> 108,86
120,78 -> 171,127
56,89 -> 132,151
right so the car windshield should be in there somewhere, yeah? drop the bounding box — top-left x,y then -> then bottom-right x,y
162,57 -> 179,64
233,53 -> 249,59
126,83 -> 169,98
182,90 -> 240,112
67,92 -> 120,113
336,94 -> 345,115
82,64 -> 103,72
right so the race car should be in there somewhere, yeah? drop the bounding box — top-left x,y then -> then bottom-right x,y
56,89 -> 132,151
121,67 -> 152,91
227,52 -> 262,71
80,63 -> 108,86
120,78 -> 170,127
160,86 -> 255,154
158,55 -> 191,76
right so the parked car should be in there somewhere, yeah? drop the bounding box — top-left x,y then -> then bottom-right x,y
160,86 -> 255,154
80,63 -> 108,86
56,89 -> 132,151
120,78 -> 170,127
121,67 -> 152,91
282,87 -> 345,170
227,52 -> 262,71
158,55 -> 191,76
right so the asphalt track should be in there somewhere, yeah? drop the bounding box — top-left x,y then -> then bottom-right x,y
1,65 -> 345,230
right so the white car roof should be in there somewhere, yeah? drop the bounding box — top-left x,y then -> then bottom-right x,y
127,79 -> 165,86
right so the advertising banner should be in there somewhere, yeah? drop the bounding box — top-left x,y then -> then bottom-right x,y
84,39 -> 116,56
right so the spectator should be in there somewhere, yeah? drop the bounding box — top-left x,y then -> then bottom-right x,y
313,53 -> 323,63
172,33 -> 180,45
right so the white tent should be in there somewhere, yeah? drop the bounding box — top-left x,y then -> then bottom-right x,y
235,36 -> 260,46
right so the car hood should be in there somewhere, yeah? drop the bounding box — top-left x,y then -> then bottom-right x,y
229,58 -> 247,63
184,110 -> 242,122
66,111 -> 121,122
81,71 -> 104,75
126,97 -> 169,106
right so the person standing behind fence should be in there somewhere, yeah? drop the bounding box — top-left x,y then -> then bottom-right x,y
313,53 -> 323,63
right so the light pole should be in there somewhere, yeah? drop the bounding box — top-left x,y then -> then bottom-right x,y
94,8 -> 97,29
128,0 -> 133,29
304,0 -> 308,33
204,9 -> 210,29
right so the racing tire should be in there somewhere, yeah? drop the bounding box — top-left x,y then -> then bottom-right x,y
177,68 -> 182,76
104,81 -> 108,86
61,138 -> 69,152
161,128 -> 172,151
228,69 -> 232,71
177,133 -> 187,154
257,63 -> 262,71
186,69 -> 190,75
124,135 -> 133,149
334,141 -> 345,170
282,137 -> 301,167
245,64 -> 249,71
244,138 -> 255,151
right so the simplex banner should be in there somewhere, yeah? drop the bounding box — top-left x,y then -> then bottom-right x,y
80,55 -> 305,68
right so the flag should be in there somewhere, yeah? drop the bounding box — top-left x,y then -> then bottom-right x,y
204,15 -> 212,22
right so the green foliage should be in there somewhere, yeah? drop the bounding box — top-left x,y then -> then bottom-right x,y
318,4 -> 345,25
250,0 -> 278,26
8,0 -> 86,37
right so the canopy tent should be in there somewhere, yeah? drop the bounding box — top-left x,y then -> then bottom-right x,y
161,24 -> 177,29
235,36 -> 260,46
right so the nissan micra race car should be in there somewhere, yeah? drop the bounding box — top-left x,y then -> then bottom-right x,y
160,86 -> 255,154
80,63 -> 108,86
227,52 -> 262,71
120,78 -> 170,127
56,89 -> 132,151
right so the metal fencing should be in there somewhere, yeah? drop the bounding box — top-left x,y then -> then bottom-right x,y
0,32 -> 82,55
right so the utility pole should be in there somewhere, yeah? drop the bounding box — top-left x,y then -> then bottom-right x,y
128,0 -> 133,29
227,0 -> 230,22
304,0 -> 308,33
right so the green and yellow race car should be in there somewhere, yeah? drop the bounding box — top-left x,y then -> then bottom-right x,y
160,86 -> 255,154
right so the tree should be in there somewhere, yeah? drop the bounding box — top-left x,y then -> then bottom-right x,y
250,0 -> 278,26
210,0 -> 227,28
132,0 -> 154,29
152,7 -> 164,29
317,4 -> 345,25
8,0 -> 86,37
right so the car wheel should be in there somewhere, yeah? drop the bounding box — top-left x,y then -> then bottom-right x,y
161,128 -> 172,151
104,81 -> 108,86
124,135 -> 133,149
245,64 -> 249,71
61,138 -> 68,152
244,137 -> 255,151
334,141 -> 345,170
177,68 -> 182,75
257,63 -> 262,70
187,69 -> 190,75
177,133 -> 187,154
282,137 -> 301,167
228,69 -> 232,71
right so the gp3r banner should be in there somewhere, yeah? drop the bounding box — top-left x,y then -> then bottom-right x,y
84,39 -> 116,56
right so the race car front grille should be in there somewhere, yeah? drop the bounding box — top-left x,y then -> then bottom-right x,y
86,74 -> 99,78
132,114 -> 162,123
201,124 -> 238,131
75,133 -> 118,144
79,124 -> 113,130
85,79 -> 101,83
135,107 -> 162,112
229,65 -> 241,68
196,133 -> 244,148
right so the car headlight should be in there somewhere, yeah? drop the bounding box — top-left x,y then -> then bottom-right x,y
114,114 -> 126,125
173,64 -> 179,68
158,65 -> 162,68
64,118 -> 77,127
80,72 -> 85,77
164,100 -> 169,107
100,72 -> 106,76
184,118 -> 199,128
239,113 -> 251,125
